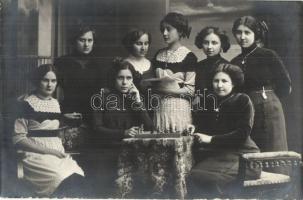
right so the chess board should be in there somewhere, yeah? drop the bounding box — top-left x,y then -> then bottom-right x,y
133,132 -> 182,138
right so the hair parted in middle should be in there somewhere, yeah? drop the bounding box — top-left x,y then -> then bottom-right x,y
30,64 -> 58,87
212,63 -> 244,90
122,28 -> 151,54
107,57 -> 141,90
195,26 -> 231,53
232,15 -> 269,44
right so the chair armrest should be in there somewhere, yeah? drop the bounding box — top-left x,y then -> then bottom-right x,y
238,151 -> 302,184
242,151 -> 301,161
240,151 -> 301,169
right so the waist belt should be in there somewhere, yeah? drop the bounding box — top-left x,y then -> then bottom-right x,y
249,85 -> 273,92
28,128 -> 65,137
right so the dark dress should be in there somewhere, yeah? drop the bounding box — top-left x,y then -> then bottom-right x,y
54,51 -> 107,126
194,55 -> 229,132
93,90 -> 154,147
91,90 -> 153,196
231,43 -> 291,152
189,93 -> 260,197
195,55 -> 229,93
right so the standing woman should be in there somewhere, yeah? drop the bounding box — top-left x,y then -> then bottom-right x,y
194,26 -> 230,93
122,29 -> 152,80
231,16 -> 291,153
55,25 -> 104,128
152,12 -> 197,133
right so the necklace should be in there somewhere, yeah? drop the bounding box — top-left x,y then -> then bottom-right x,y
214,93 -> 235,113
241,46 -> 258,65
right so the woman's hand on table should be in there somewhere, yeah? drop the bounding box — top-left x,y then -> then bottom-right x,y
193,133 -> 212,144
63,112 -> 82,120
124,127 -> 139,138
186,124 -> 195,135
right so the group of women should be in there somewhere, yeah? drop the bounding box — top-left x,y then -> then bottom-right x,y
12,12 -> 291,198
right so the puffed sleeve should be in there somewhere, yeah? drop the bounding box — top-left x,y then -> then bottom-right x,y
269,50 -> 291,98
12,118 -> 28,145
183,53 -> 197,95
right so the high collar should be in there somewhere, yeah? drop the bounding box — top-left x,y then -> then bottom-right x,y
205,54 -> 222,63
241,43 -> 258,55
216,92 -> 235,105
71,49 -> 95,58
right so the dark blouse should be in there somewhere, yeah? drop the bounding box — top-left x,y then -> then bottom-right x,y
196,93 -> 259,153
195,55 -> 229,93
231,43 -> 291,98
54,52 -> 107,125
92,90 -> 153,147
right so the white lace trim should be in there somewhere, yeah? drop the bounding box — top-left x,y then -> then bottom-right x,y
125,58 -> 151,74
156,46 -> 191,63
25,95 -> 61,113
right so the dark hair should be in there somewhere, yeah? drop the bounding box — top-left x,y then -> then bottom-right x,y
30,64 -> 58,87
195,26 -> 230,53
108,57 -> 141,90
232,16 -> 268,44
72,24 -> 97,44
122,29 -> 151,54
212,63 -> 244,90
160,12 -> 191,38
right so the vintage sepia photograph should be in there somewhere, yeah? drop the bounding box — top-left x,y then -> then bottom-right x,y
0,0 -> 302,199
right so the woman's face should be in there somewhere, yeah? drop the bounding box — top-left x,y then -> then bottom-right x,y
161,23 -> 180,45
115,69 -> 133,93
76,31 -> 94,54
202,33 -> 222,57
234,25 -> 255,48
212,72 -> 234,97
38,71 -> 57,98
131,33 -> 149,58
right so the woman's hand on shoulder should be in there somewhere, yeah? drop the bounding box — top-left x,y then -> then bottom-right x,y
193,133 -> 212,144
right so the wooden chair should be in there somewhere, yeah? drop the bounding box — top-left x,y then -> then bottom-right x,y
237,151 -> 302,199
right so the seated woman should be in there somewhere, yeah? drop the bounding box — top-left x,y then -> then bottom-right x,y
188,63 -> 260,198
92,58 -> 153,196
12,64 -> 86,197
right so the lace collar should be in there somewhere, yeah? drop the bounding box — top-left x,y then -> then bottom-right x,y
24,94 -> 61,113
156,46 -> 191,63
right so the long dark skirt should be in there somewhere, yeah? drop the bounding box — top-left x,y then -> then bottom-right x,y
248,90 -> 288,152
188,151 -> 260,198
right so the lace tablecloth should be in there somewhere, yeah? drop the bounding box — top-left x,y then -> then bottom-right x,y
115,136 -> 194,199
